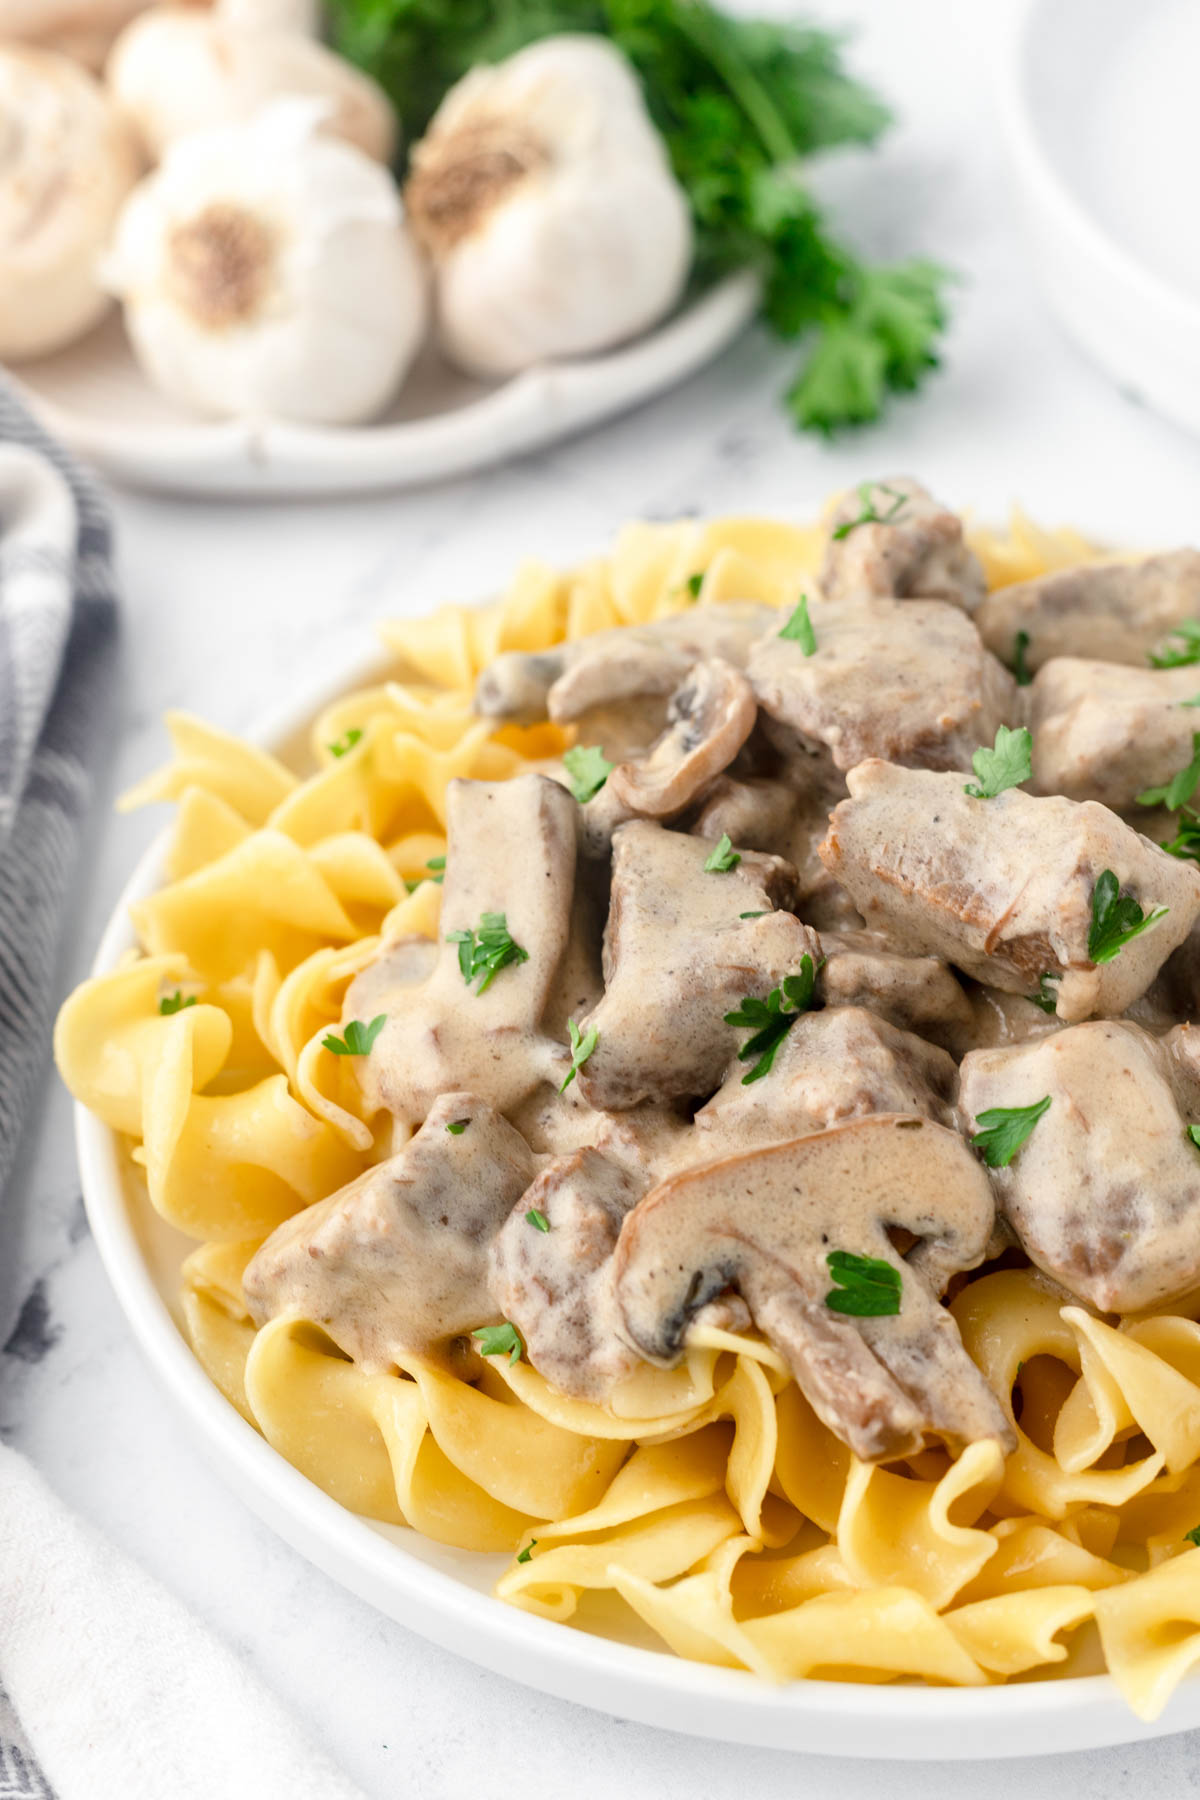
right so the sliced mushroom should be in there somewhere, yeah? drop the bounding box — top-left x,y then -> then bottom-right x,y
614,1115 -> 1013,1463
243,1092 -> 536,1376
974,551 -> 1200,676
819,476 -> 986,612
608,658 -> 757,818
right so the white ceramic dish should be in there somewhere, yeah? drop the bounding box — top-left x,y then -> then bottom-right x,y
10,273 -> 758,500
998,0 -> 1200,439
76,630 -> 1200,1760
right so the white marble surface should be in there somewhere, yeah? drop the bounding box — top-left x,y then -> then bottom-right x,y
8,0 -> 1200,1793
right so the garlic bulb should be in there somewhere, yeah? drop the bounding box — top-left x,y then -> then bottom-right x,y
216,0 -> 319,32
103,100 -> 427,425
405,35 -> 693,379
0,46 -> 140,361
106,6 -> 394,164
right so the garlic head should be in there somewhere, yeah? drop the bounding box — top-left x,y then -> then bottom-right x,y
405,34 -> 694,379
104,100 -> 428,425
107,6 -> 395,164
0,45 -> 140,361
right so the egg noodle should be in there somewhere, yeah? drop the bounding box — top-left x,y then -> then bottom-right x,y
54,506 -> 1200,1716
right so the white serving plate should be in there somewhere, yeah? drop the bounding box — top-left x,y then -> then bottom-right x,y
76,630 -> 1200,1760
998,0 -> 1200,439
10,272 -> 758,500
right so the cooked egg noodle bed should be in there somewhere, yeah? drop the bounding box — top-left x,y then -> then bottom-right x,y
54,506 -> 1200,1715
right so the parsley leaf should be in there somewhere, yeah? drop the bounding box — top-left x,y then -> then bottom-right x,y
1028,973 -> 1060,1016
328,728 -> 362,758
684,572 -> 704,599
739,910 -> 768,919
516,1539 -> 538,1564
830,479 -> 910,540
526,1208 -> 551,1233
963,725 -> 1032,800
779,594 -> 817,653
558,1017 -> 599,1093
1149,621 -> 1200,669
323,1014 -> 387,1056
159,992 -> 197,1015
1182,695 -> 1200,709
1012,630 -> 1032,687
447,913 -> 530,993
1088,870 -> 1168,965
972,1096 -> 1052,1168
446,1119 -> 468,1135
1188,1126 -> 1200,1154
704,833 -> 741,873
1137,734 -> 1200,811
724,954 -> 820,1084
1160,811 -> 1200,863
473,1321 -> 523,1366
825,1250 -> 902,1317
1186,1525 -> 1200,1548
426,855 -> 446,870
563,743 -> 613,804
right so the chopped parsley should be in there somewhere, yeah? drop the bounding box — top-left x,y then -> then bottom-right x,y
739,910 -> 769,919
159,992 -> 196,1015
1137,734 -> 1200,812
558,1018 -> 599,1094
563,743 -> 613,804
1088,870 -> 1168,965
473,1321 -> 523,1366
1182,696 -> 1200,709
779,594 -> 817,654
1160,812 -> 1200,863
322,1014 -> 387,1056
971,1096 -> 1052,1168
426,855 -> 446,870
963,725 -> 1032,800
1028,973 -> 1060,1016
1188,1126 -> 1200,1154
1186,1526 -> 1200,1547
516,1539 -> 538,1564
824,1250 -> 902,1317
704,833 -> 742,873
406,854 -> 446,892
1149,621 -> 1200,670
724,954 -> 820,1085
328,728 -> 363,758
526,1208 -> 551,1233
1012,630 -> 1032,687
684,572 -> 704,599
831,480 -> 909,540
446,1119 -> 469,1135
447,913 -> 529,993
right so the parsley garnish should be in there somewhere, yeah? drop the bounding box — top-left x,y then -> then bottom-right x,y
322,1014 -> 387,1056
427,855 -> 446,870
558,1018 -> 599,1093
1182,696 -> 1200,708
1186,1526 -> 1200,1547
1088,871 -> 1168,965
328,728 -> 362,758
1161,812 -> 1200,863
159,992 -> 196,1015
526,1209 -> 551,1233
684,572 -> 704,599
1149,622 -> 1200,669
831,480 -> 909,540
473,1321 -> 523,1366
446,1119 -> 468,1135
1188,1126 -> 1200,1154
971,1096 -> 1052,1168
724,955 -> 819,1085
1028,973 -> 1060,1015
1012,630 -> 1032,687
1137,734 -> 1200,812
739,910 -> 768,919
330,6 -> 952,436
824,1250 -> 902,1317
704,833 -> 741,873
779,594 -> 817,653
447,913 -> 530,993
516,1539 -> 538,1564
963,725 -> 1032,799
563,744 -> 613,804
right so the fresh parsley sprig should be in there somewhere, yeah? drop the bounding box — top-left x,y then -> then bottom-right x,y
323,1014 -> 387,1056
159,992 -> 197,1015
779,594 -> 817,653
1137,734 -> 1200,812
824,1249 -> 902,1317
328,0 -> 953,435
1012,630 -> 1032,687
526,1208 -> 551,1232
1161,812 -> 1200,863
704,833 -> 741,873
563,743 -> 613,803
724,954 -> 819,1084
446,1118 -> 469,1135
1187,1126 -> 1200,1155
516,1538 -> 538,1564
447,912 -> 530,993
1186,1524 -> 1200,1548
830,479 -> 909,540
559,1018 -> 599,1093
1028,973 -> 1060,1016
328,727 -> 363,758
1088,871 -> 1168,965
971,1096 -> 1051,1168
963,725 -> 1032,800
683,571 -> 704,599
1149,621 -> 1200,670
473,1321 -> 523,1365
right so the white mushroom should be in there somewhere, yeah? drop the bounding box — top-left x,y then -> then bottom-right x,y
106,5 -> 395,164
615,1115 -> 1014,1463
103,100 -> 428,425
404,34 -> 693,377
608,659 -> 757,818
0,46 -> 140,361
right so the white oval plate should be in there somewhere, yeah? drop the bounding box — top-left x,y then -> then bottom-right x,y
10,272 -> 758,500
998,0 -> 1200,439
76,631 -> 1200,1759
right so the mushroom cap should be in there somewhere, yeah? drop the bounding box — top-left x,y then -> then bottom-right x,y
614,1114 -> 1013,1463
609,658 -> 756,818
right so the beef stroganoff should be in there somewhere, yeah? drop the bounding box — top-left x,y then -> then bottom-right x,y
56,485 -> 1200,1713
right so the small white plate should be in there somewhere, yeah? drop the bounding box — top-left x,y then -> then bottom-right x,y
10,273 -> 758,500
998,0 -> 1200,438
73,623 -> 1200,1758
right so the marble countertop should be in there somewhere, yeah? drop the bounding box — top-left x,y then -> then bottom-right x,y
7,0 -> 1200,1793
